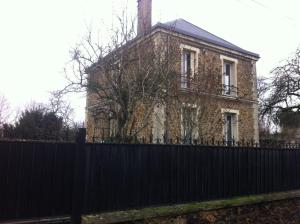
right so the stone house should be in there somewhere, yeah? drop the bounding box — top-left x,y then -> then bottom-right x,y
86,0 -> 260,143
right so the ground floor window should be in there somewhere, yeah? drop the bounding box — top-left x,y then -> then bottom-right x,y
109,118 -> 117,138
152,104 -> 165,143
181,104 -> 198,143
222,109 -> 239,143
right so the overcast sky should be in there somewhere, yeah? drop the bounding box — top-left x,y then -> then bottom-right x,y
1,0 -> 300,122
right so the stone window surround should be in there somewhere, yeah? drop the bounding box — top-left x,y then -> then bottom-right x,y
181,103 -> 199,140
180,44 -> 200,79
220,55 -> 238,97
152,104 -> 166,143
221,108 -> 239,141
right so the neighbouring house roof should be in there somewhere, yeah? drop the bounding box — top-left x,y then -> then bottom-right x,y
153,18 -> 259,58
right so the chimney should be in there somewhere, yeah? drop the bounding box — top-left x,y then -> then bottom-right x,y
137,0 -> 152,35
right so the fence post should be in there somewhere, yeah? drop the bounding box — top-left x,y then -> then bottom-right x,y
71,128 -> 86,224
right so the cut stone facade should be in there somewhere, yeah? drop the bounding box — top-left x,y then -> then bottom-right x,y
86,21 -> 259,143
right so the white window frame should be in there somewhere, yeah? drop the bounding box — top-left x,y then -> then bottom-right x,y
152,104 -> 165,143
181,103 -> 199,142
111,59 -> 121,84
221,108 -> 239,141
220,55 -> 238,97
180,44 -> 199,89
109,118 -> 117,138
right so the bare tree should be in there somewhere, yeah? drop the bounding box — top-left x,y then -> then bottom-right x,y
168,51 -> 225,142
260,48 -> 300,124
0,95 -> 10,129
48,91 -> 74,126
257,76 -> 273,136
61,12 -> 179,142
258,48 -> 300,143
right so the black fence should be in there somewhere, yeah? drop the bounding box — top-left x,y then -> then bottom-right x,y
1,132 -> 300,223
0,140 -> 76,221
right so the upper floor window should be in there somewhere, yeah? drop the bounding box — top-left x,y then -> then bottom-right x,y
220,55 -> 238,96
111,60 -> 120,83
180,44 -> 199,89
223,61 -> 232,95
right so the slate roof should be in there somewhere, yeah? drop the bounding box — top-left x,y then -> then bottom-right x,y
153,18 -> 259,58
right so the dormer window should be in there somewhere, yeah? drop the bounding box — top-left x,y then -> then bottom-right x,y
180,44 -> 199,89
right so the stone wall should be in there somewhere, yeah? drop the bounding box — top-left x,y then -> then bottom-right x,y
146,199 -> 300,224
86,30 -> 259,142
165,95 -> 255,142
163,34 -> 257,142
83,191 -> 300,224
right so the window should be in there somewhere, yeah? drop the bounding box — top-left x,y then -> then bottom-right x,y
220,55 -> 238,96
180,44 -> 199,89
224,113 -> 233,141
111,60 -> 120,83
109,118 -> 117,137
181,104 -> 198,143
182,50 -> 193,88
222,109 -> 239,143
152,104 -> 165,143
223,62 -> 232,95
